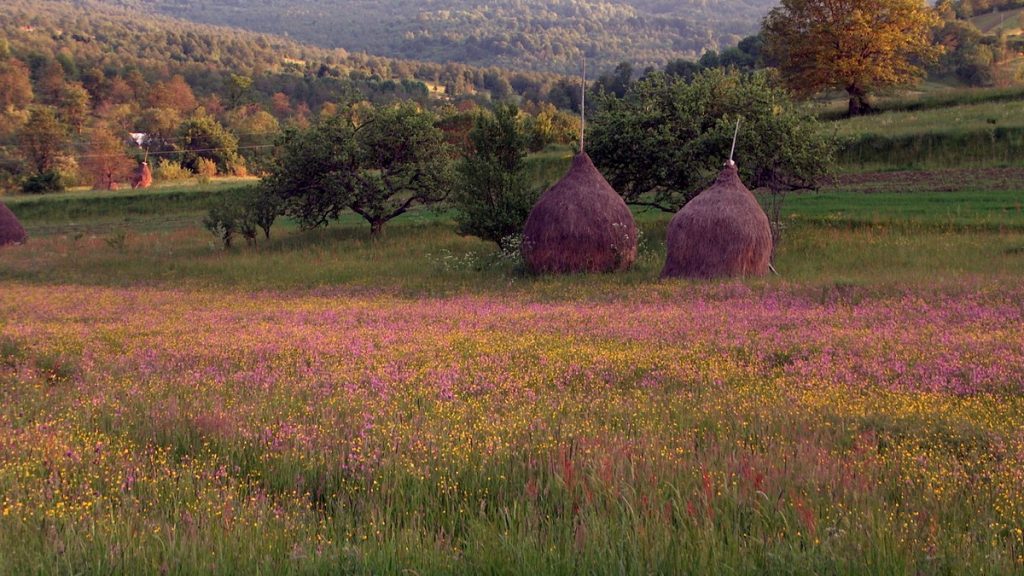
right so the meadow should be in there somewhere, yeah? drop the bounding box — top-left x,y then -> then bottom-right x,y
1,160 -> 1024,574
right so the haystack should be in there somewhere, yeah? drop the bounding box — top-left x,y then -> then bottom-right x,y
660,161 -> 772,279
522,152 -> 637,274
131,161 -> 153,189
0,202 -> 27,247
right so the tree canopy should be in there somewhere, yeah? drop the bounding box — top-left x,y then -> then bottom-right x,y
762,0 -> 942,115
452,103 -> 537,248
588,69 -> 835,212
263,103 -> 453,237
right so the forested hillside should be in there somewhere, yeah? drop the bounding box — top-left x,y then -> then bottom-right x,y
98,0 -> 775,73
0,0 -> 587,193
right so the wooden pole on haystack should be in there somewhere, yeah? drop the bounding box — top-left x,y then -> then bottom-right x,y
729,118 -> 741,166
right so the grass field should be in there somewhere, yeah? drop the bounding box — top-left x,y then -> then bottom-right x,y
1,170 -> 1023,574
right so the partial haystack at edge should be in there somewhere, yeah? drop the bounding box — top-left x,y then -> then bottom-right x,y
661,162 -> 772,279
522,152 -> 637,274
131,161 -> 153,189
0,202 -> 27,247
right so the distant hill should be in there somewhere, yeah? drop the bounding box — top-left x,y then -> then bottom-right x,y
96,0 -> 776,74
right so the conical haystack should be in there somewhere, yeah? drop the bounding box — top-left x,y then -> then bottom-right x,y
522,152 -> 637,274
0,203 -> 27,247
661,162 -> 772,279
131,162 -> 153,189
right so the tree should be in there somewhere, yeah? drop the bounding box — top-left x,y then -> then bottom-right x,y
58,82 -> 91,134
588,69 -> 835,216
204,187 -> 276,248
18,107 -> 70,192
148,75 -> 198,114
263,103 -> 453,237
452,103 -> 536,248
348,104 -> 454,237
762,0 -> 942,115
263,115 -> 358,229
81,122 -> 135,190
226,105 -> 280,174
177,111 -> 242,174
0,59 -> 33,111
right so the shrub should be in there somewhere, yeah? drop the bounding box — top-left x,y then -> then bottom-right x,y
195,157 -> 218,183
154,159 -> 192,181
203,187 -> 278,248
21,170 -> 64,194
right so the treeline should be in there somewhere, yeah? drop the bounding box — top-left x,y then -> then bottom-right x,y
97,0 -> 776,74
0,0 -> 597,193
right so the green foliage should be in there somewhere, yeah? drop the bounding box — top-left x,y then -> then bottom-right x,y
588,69 -> 835,212
153,158 -> 193,181
21,170 -> 64,194
453,103 -> 538,248
350,104 -> 455,236
177,111 -> 242,174
262,115 -> 357,229
265,103 -> 453,237
123,0 -> 779,74
203,188 -> 276,248
17,106 -> 68,177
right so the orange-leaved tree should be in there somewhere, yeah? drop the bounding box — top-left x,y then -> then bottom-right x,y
762,0 -> 942,116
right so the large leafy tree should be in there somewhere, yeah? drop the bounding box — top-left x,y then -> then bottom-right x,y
349,103 -> 454,237
762,0 -> 942,116
588,69 -> 834,213
264,103 -> 453,237
263,115 -> 356,229
452,103 -> 536,248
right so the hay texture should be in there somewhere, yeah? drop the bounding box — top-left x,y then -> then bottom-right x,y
131,162 -> 153,189
522,152 -> 637,274
0,202 -> 27,246
661,162 -> 772,279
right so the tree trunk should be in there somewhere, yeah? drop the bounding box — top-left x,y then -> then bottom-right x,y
846,84 -> 874,117
370,220 -> 385,238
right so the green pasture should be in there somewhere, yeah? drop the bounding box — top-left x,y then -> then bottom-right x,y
2,174 -> 1023,295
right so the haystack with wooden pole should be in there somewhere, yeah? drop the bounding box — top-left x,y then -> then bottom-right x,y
131,161 -> 153,189
660,159 -> 772,279
0,203 -> 27,247
521,57 -> 637,274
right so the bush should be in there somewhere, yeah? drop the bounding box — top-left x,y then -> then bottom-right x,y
154,159 -> 192,181
203,187 -> 278,248
21,170 -> 64,194
195,157 -> 218,183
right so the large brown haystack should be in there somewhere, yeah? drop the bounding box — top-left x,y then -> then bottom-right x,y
522,152 -> 637,274
0,202 -> 27,247
131,162 -> 153,189
661,162 -> 772,279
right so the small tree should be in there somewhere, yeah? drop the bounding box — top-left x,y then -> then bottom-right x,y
452,103 -> 536,248
81,122 -> 134,190
203,188 -> 274,248
18,107 -> 69,193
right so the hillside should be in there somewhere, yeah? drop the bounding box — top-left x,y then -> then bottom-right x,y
98,0 -> 776,74
0,0 -> 569,106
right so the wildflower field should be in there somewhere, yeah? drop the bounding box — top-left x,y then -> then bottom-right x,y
2,180 -> 1024,574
